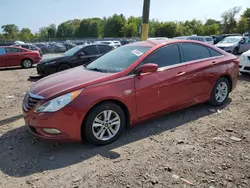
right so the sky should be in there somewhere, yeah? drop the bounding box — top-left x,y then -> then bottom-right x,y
0,0 -> 249,33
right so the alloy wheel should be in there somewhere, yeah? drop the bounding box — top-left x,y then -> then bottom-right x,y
215,81 -> 228,103
92,110 -> 121,141
23,60 -> 32,68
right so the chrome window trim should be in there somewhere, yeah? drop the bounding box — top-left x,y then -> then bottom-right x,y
158,55 -> 224,72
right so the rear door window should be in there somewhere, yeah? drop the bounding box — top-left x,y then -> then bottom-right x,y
83,45 -> 98,55
30,45 -> 38,50
98,45 -> 111,54
143,44 -> 181,67
208,48 -> 222,57
0,48 -> 6,55
181,43 -> 210,62
6,47 -> 24,54
21,45 -> 30,49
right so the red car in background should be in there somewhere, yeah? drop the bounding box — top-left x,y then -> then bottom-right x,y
0,46 -> 41,68
23,39 -> 239,145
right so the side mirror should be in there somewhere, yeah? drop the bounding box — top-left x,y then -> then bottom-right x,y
77,52 -> 85,58
239,40 -> 245,44
135,63 -> 158,74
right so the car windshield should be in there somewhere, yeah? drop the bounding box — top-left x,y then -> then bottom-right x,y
86,45 -> 151,73
64,45 -> 83,56
220,37 -> 241,44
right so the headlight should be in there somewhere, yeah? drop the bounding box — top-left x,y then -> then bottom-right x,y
240,55 -> 245,61
35,89 -> 83,113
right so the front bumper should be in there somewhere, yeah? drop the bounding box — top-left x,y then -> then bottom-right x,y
239,55 -> 250,73
23,104 -> 85,142
37,63 -> 57,76
217,47 -> 233,53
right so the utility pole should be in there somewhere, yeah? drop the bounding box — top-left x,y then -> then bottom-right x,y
141,0 -> 150,41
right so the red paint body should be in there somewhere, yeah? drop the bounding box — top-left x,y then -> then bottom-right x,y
23,40 -> 239,142
0,46 -> 41,68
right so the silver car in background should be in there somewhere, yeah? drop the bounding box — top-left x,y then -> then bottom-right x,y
204,36 -> 214,45
215,36 -> 250,54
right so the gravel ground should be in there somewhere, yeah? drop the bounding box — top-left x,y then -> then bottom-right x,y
0,56 -> 250,188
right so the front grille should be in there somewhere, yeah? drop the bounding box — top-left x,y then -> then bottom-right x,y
239,65 -> 242,68
24,92 -> 44,111
248,56 -> 250,61
244,66 -> 250,71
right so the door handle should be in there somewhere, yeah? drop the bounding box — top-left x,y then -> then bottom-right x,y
211,61 -> 217,64
177,71 -> 185,76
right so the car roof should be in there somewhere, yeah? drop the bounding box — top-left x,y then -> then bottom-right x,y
127,39 -> 225,50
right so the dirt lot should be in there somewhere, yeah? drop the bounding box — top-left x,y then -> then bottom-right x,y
0,57 -> 250,188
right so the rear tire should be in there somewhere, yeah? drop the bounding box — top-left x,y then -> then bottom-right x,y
21,59 -> 33,68
209,77 -> 230,106
84,102 -> 126,145
57,64 -> 71,72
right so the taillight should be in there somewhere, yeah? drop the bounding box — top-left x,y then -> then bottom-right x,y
233,58 -> 239,65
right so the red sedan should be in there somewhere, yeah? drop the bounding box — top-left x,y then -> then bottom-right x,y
23,39 -> 239,145
0,46 -> 41,68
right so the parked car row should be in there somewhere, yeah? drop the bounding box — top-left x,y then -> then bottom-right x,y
37,44 -> 114,76
20,39 -> 239,145
215,36 -> 250,55
174,35 -> 250,55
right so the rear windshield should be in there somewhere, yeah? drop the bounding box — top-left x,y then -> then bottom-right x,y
205,37 -> 213,41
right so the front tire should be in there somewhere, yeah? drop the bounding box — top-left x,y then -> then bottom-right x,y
84,102 -> 126,145
233,48 -> 238,55
21,59 -> 33,68
210,77 -> 230,106
57,64 -> 71,72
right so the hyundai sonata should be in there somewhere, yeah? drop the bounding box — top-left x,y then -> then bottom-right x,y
23,39 -> 239,145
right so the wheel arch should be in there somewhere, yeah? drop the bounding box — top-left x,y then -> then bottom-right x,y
220,74 -> 233,92
81,98 -> 131,140
21,58 -> 33,63
21,58 -> 33,68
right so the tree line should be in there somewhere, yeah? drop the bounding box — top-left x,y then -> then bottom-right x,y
0,6 -> 249,42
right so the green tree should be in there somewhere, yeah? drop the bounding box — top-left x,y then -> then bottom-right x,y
237,16 -> 249,33
242,8 -> 250,31
56,19 -> 81,38
1,24 -> 19,40
204,23 -> 220,35
103,14 -> 126,37
38,27 -> 48,39
221,6 -> 241,33
205,19 -> 221,26
184,19 -> 205,35
76,18 -> 102,38
155,22 -> 177,38
0,34 -> 5,40
47,24 -> 57,39
149,19 -> 161,37
19,28 -> 33,41
123,22 -> 137,37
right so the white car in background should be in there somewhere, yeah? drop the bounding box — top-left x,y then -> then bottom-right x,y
204,36 -> 214,45
148,37 -> 168,40
96,41 -> 121,48
239,49 -> 250,74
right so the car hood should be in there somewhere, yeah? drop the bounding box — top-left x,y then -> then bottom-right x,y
242,49 -> 250,56
39,55 -> 68,64
30,67 -> 115,99
215,43 -> 237,47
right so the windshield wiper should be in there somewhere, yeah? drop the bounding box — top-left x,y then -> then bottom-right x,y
86,67 -> 107,73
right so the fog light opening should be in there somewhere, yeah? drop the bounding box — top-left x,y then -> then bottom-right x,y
43,128 -> 61,135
